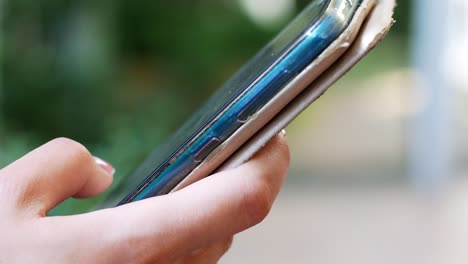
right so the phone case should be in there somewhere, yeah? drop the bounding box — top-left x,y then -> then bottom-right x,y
168,0 -> 371,192
216,0 -> 396,172
168,0 -> 396,193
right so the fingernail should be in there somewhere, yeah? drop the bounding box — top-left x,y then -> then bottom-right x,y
94,157 -> 116,176
280,129 -> 287,137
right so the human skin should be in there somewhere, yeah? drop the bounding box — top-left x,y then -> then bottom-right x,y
0,132 -> 289,263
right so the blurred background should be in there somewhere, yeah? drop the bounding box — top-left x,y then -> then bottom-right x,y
1,0 -> 467,263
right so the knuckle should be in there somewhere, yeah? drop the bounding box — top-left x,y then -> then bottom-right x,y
51,137 -> 93,166
221,236 -> 234,253
242,180 -> 274,226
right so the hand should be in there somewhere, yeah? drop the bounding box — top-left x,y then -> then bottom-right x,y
0,134 -> 289,263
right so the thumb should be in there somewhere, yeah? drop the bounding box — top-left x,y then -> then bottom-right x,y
0,138 -> 114,216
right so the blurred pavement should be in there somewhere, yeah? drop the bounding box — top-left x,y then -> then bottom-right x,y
222,182 -> 468,264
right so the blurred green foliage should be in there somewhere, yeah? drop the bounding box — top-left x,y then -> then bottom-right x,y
0,0 -> 410,214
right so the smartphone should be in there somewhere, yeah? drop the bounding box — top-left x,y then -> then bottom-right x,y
112,0 -> 371,206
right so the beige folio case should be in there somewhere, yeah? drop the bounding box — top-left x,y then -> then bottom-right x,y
171,0 -> 396,192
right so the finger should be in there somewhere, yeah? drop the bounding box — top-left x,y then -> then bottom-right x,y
77,132 -> 289,262
176,236 -> 234,264
0,138 -> 114,215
